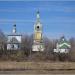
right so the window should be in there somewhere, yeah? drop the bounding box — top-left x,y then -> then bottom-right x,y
11,44 -> 14,49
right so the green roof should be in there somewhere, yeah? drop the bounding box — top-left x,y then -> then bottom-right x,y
59,44 -> 70,49
58,36 -> 70,45
57,36 -> 71,49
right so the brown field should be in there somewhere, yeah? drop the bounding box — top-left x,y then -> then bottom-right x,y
0,61 -> 75,70
0,61 -> 75,74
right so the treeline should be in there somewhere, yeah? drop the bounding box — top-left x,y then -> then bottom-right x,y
0,30 -> 75,62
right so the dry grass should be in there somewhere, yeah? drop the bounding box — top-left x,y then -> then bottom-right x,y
0,61 -> 75,70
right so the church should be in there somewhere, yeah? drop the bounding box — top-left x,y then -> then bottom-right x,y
54,36 -> 71,53
32,11 -> 44,51
7,24 -> 22,50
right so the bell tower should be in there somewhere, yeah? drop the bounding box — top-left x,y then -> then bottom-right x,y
34,11 -> 42,42
32,11 -> 44,51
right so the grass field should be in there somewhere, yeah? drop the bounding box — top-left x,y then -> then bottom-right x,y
0,61 -> 75,70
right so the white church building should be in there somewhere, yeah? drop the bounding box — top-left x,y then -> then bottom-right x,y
7,24 -> 22,50
54,36 -> 71,53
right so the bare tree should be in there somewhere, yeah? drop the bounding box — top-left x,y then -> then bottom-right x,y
0,29 -> 7,60
0,30 -> 7,50
69,37 -> 75,61
21,34 -> 33,57
40,37 -> 54,61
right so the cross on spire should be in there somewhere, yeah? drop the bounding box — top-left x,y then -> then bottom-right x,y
36,10 -> 40,20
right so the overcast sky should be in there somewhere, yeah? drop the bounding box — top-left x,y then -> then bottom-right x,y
0,1 -> 75,39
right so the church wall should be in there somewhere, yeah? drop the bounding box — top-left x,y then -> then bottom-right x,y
7,44 -> 20,50
8,36 -> 21,43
